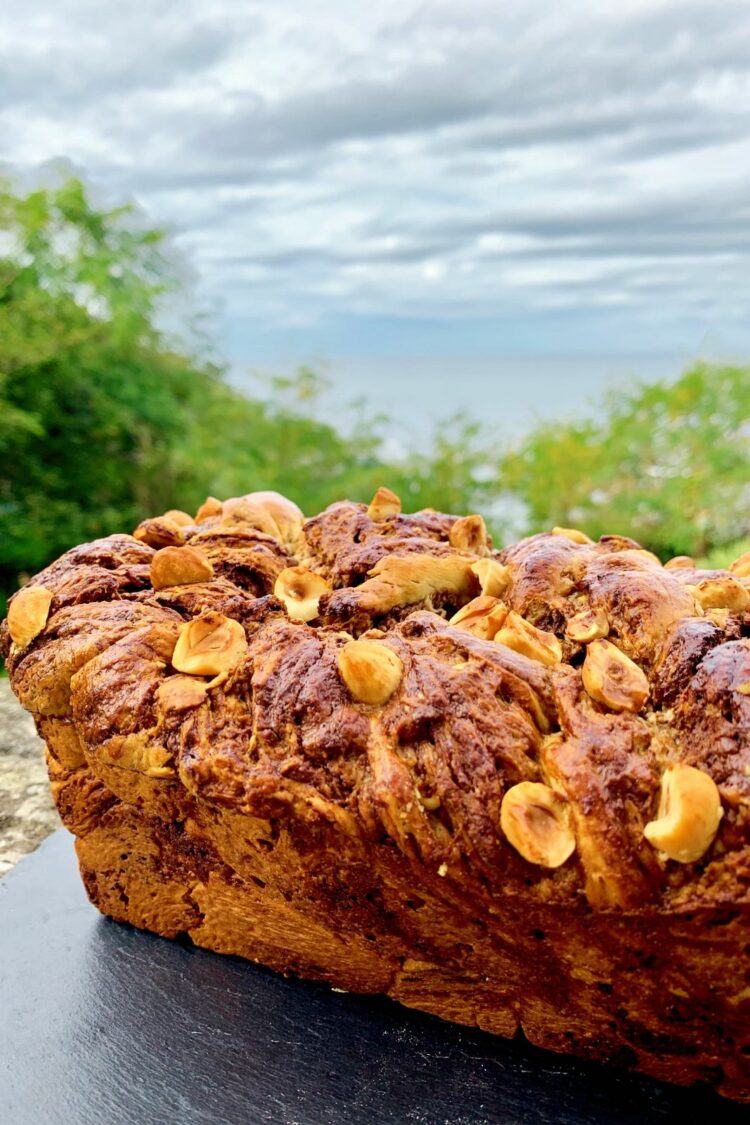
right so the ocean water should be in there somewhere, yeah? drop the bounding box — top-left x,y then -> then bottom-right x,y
326,355 -> 689,440
238,354 -> 691,450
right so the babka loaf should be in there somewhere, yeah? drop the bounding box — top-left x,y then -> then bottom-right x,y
2,488 -> 749,1100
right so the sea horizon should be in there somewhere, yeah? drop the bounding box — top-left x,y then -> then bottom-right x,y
229,351 -> 726,451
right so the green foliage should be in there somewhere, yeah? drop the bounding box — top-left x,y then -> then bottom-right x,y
180,369 -> 383,514
3,173 -> 749,615
696,537 -> 750,571
499,365 -> 750,558
0,176 -> 216,579
0,176 -> 497,603
397,415 -> 495,515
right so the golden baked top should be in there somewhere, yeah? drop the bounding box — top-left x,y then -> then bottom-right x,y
3,488 -> 750,913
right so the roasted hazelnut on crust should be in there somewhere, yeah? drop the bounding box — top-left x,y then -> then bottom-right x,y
162,509 -> 194,527
582,639 -> 649,713
449,514 -> 490,555
7,585 -> 53,648
729,550 -> 750,578
644,764 -> 723,863
133,516 -> 185,548
449,596 -> 508,640
664,555 -> 695,571
171,612 -> 248,679
195,496 -> 223,522
565,607 -> 609,644
220,491 -> 304,547
338,638 -> 403,705
150,546 -> 214,590
274,566 -> 331,622
500,781 -> 576,868
552,526 -> 592,545
469,558 -> 510,598
495,611 -> 562,666
367,486 -> 402,522
688,576 -> 750,614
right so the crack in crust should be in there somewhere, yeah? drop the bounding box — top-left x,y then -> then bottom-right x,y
3,491 -> 750,1100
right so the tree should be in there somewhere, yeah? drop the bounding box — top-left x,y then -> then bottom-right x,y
178,369 -> 392,516
499,364 -> 750,558
0,177 -> 222,589
0,175 -> 501,615
14,176 -> 746,614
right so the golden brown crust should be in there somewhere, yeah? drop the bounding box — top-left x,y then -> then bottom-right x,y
3,489 -> 750,1100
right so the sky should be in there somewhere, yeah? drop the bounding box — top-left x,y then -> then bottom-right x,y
2,0 -> 750,366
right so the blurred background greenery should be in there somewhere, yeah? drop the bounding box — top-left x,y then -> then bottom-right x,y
2,176 -> 749,617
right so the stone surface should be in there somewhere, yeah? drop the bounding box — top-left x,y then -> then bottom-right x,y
0,677 -> 59,875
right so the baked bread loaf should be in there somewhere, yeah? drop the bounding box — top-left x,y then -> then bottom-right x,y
3,489 -> 750,1101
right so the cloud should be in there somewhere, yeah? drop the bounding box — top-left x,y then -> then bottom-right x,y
1,0 -> 750,358
0,6 -> 244,108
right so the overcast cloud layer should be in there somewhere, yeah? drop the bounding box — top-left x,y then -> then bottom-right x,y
2,0 -> 750,360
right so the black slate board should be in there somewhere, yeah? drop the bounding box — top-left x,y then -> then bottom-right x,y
0,831 -> 746,1125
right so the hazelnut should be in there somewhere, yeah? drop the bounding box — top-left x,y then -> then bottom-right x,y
664,555 -> 695,570
632,548 -> 662,566
133,516 -> 184,548
150,546 -> 214,590
643,764 -> 723,863
171,612 -> 248,679
582,639 -> 649,713
470,558 -> 510,598
221,496 -> 272,533
7,585 -> 53,648
495,611 -> 562,666
729,551 -> 750,578
367,486 -> 402,521
274,566 -> 331,622
565,606 -> 609,644
449,514 -> 490,555
196,496 -> 223,522
688,576 -> 750,613
157,676 -> 208,711
338,638 -> 403,706
552,526 -> 592,545
500,781 -> 575,868
162,509 -> 194,527
449,596 -> 508,640
146,765 -> 176,780
417,789 -> 441,811
220,491 -> 303,547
